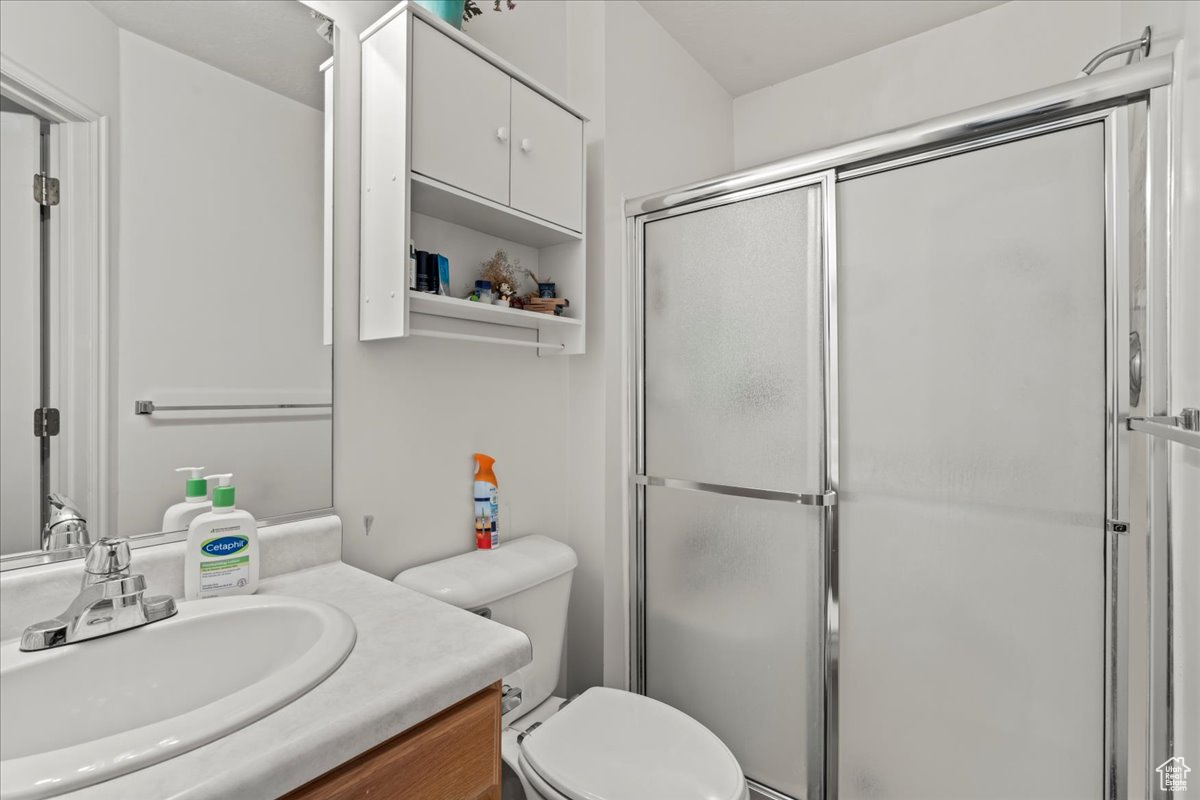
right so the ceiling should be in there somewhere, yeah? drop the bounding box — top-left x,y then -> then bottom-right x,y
89,0 -> 331,109
639,0 -> 1005,97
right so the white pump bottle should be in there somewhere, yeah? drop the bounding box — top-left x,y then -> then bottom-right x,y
162,467 -> 211,531
184,473 -> 259,600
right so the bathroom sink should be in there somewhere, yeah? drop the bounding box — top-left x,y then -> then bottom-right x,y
0,594 -> 356,799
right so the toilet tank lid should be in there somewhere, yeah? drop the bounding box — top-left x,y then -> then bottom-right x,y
393,535 -> 577,609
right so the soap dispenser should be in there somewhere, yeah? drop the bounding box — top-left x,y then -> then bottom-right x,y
162,467 -> 211,531
184,473 -> 259,600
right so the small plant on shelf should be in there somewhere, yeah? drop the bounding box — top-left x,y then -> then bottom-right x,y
480,248 -> 522,305
464,0 -> 516,24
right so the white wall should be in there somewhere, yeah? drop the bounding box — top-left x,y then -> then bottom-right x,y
0,0 -> 120,120
1175,6 -> 1200,783
323,3 -> 573,645
464,0 -> 569,99
317,0 -> 730,696
115,30 -> 329,536
471,0 -> 733,695
732,0 -> 1122,168
598,0 -> 734,690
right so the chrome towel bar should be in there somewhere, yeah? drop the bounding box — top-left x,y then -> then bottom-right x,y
409,329 -> 564,349
134,401 -> 332,415
1126,407 -> 1200,449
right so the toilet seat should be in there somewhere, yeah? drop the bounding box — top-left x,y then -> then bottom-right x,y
518,687 -> 747,800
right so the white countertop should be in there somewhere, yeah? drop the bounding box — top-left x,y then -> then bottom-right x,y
53,560 -> 532,800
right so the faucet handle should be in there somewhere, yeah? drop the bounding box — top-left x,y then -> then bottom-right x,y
84,538 -> 132,577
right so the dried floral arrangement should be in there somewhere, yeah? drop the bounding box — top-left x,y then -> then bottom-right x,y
481,248 -> 523,301
464,0 -> 516,24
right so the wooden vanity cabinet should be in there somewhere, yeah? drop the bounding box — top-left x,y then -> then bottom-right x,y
283,682 -> 501,800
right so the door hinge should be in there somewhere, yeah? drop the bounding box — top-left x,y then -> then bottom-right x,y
34,173 -> 59,206
34,408 -> 60,437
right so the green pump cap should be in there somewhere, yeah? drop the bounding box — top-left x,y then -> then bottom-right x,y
176,467 -> 207,500
206,473 -> 235,508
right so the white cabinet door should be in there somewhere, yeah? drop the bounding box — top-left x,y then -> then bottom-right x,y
509,81 -> 582,231
411,20 -> 510,205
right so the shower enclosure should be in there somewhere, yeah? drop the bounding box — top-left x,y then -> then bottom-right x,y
628,56 -> 1181,800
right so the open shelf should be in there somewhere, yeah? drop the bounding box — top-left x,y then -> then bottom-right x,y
409,291 -> 581,332
411,173 -> 582,249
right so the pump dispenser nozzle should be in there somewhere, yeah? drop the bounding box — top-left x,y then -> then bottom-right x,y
204,474 -> 235,511
176,467 -> 207,500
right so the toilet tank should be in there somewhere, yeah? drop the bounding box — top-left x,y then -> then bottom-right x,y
394,535 -> 577,722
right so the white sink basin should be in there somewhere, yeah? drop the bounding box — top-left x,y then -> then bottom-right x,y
0,594 -> 356,799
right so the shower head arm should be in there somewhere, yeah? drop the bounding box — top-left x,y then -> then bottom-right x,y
1080,26 -> 1152,76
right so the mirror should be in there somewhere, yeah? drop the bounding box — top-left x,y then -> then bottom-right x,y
0,0 -> 334,562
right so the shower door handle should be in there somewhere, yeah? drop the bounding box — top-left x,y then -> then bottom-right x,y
634,475 -> 836,507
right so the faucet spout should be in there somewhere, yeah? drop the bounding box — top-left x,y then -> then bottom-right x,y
42,494 -> 92,552
20,539 -> 178,651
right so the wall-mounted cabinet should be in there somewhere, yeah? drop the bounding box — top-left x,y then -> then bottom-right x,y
360,2 -> 586,354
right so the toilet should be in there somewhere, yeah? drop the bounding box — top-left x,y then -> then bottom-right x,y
395,535 -> 749,800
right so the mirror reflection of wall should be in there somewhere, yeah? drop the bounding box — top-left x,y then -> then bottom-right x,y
0,0 -> 334,559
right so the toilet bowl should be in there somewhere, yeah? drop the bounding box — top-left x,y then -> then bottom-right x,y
395,535 -> 748,800
504,688 -> 748,800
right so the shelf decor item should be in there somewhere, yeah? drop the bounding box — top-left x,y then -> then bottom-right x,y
414,0 -> 466,29
463,0 -> 517,26
524,296 -> 568,316
481,249 -> 523,300
523,268 -> 556,298
496,282 -> 516,306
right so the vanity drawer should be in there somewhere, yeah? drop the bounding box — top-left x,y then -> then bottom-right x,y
283,682 -> 501,800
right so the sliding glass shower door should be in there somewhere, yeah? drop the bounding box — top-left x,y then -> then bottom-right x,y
836,123 -> 1108,799
637,177 -> 831,800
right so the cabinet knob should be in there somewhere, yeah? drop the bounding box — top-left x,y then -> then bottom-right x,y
496,127 -> 508,143
520,138 -> 533,153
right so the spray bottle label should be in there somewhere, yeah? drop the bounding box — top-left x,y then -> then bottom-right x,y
474,481 -> 499,549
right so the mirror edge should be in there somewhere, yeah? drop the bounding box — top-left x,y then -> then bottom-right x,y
0,506 -> 336,572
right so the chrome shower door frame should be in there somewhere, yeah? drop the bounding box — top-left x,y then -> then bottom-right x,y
628,58 -> 1171,800
630,169 -> 839,800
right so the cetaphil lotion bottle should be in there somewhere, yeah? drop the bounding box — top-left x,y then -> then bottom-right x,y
184,473 -> 259,600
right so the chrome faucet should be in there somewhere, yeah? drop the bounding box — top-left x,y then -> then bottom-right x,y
20,538 -> 178,651
42,494 -> 92,551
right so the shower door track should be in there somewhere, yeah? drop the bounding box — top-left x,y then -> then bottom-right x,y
628,54 -> 1174,800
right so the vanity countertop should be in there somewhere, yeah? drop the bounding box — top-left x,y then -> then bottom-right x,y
52,560 -> 532,800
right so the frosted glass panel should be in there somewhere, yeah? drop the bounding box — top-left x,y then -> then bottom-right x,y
837,124 -> 1106,799
645,486 -> 823,799
643,186 -> 824,492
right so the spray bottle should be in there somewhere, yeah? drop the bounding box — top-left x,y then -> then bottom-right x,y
473,453 -> 499,549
